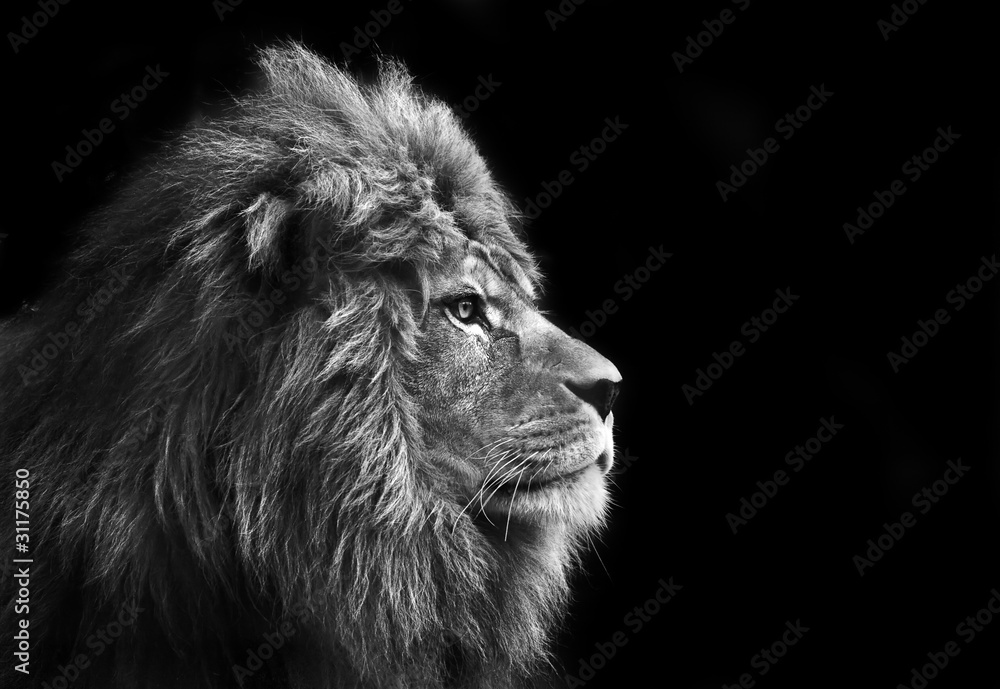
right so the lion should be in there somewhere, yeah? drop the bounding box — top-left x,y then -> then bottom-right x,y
0,42 -> 621,689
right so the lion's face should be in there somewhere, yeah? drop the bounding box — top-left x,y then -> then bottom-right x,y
409,238 -> 621,534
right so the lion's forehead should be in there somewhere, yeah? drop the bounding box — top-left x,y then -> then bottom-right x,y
461,242 -> 536,304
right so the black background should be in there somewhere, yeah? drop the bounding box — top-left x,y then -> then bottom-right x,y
2,0 -> 998,687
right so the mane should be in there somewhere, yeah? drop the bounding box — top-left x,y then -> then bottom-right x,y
0,42 -> 560,689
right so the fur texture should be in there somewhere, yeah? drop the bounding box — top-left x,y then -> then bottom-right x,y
0,43 -> 614,689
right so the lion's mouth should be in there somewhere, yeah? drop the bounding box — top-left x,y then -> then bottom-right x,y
493,451 -> 608,494
494,468 -> 585,494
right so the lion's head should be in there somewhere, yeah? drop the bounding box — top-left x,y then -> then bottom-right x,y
0,43 -> 620,689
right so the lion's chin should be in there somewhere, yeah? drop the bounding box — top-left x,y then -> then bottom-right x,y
481,462 -> 609,532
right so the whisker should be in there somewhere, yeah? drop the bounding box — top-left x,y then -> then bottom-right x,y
587,533 -> 612,581
462,437 -> 513,464
480,452 -> 535,512
465,446 -> 523,527
451,441 -> 517,535
480,449 -> 519,486
527,450 -> 553,486
451,442 -> 552,536
477,451 -> 521,513
452,491 -> 480,535
504,467 -> 525,542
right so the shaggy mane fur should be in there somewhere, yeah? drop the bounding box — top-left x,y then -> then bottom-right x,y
0,43 -> 568,689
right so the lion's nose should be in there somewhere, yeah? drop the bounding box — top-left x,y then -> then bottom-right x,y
564,350 -> 621,423
567,378 -> 620,422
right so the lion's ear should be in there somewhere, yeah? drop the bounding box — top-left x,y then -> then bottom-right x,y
241,192 -> 296,272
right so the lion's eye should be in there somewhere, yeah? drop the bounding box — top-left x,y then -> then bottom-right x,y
448,296 -> 487,327
456,299 -> 476,321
